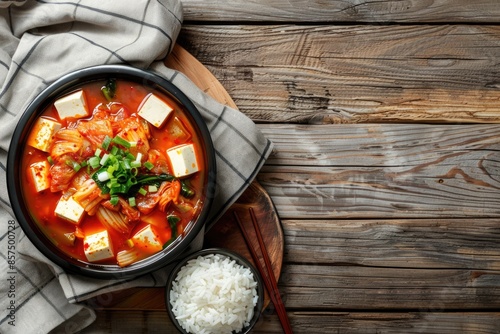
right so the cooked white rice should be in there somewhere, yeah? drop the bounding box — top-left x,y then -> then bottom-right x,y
169,253 -> 259,334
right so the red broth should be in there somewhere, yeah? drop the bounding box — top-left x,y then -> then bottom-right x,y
21,79 -> 206,266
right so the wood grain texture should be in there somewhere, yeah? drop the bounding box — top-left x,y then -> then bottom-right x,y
279,266 -> 500,309
181,0 -> 500,23
259,123 -> 500,167
282,218 -> 500,270
82,311 -> 500,333
255,123 -> 500,219
258,164 -> 500,219
164,44 -> 238,109
178,24 -> 500,124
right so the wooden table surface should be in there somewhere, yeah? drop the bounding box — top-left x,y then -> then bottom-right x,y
83,1 -> 500,333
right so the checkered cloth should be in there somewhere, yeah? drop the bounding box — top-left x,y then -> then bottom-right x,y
0,1 -> 273,333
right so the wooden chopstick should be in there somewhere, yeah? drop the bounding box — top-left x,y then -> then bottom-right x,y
234,208 -> 293,334
247,208 -> 294,334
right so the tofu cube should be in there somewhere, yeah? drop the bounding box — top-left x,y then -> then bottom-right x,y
54,90 -> 89,120
166,144 -> 200,178
28,160 -> 51,192
138,93 -> 173,128
27,117 -> 61,152
83,230 -> 114,263
54,196 -> 85,225
132,225 -> 162,253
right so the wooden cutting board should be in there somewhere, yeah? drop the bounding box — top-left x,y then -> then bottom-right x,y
92,44 -> 284,310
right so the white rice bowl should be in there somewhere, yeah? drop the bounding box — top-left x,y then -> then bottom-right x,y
169,253 -> 260,334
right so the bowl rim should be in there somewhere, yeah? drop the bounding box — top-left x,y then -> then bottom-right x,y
6,64 -> 217,279
165,247 -> 265,334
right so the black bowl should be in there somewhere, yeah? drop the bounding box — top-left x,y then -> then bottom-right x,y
166,248 -> 264,334
7,65 -> 216,279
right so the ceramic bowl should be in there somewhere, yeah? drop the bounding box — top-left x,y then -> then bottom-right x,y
7,65 -> 216,279
165,248 -> 264,334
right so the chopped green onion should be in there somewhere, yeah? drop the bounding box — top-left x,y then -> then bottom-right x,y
130,160 -> 141,168
135,153 -> 142,163
107,179 -> 118,188
73,162 -> 82,172
120,159 -> 130,170
97,171 -> 110,182
80,160 -> 87,167
110,146 -> 119,156
65,159 -> 82,172
107,165 -> 116,175
100,153 -> 110,166
129,141 -> 137,148
88,156 -> 100,169
90,142 -> 177,199
112,136 -> 131,148
116,173 -> 128,184
110,195 -> 119,206
148,185 -> 158,192
126,177 -> 137,188
128,197 -> 136,207
144,161 -> 154,170
102,135 -> 112,150
109,184 -> 127,195
47,156 -> 54,165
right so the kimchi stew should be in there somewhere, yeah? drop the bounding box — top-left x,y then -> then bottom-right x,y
21,78 -> 206,267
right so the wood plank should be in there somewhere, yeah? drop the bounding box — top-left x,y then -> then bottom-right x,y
181,0 -> 500,23
258,123 -> 500,166
82,311 -> 500,333
258,166 -> 500,219
253,123 -> 500,219
279,266 -> 500,310
283,219 -> 500,270
178,25 -> 500,124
